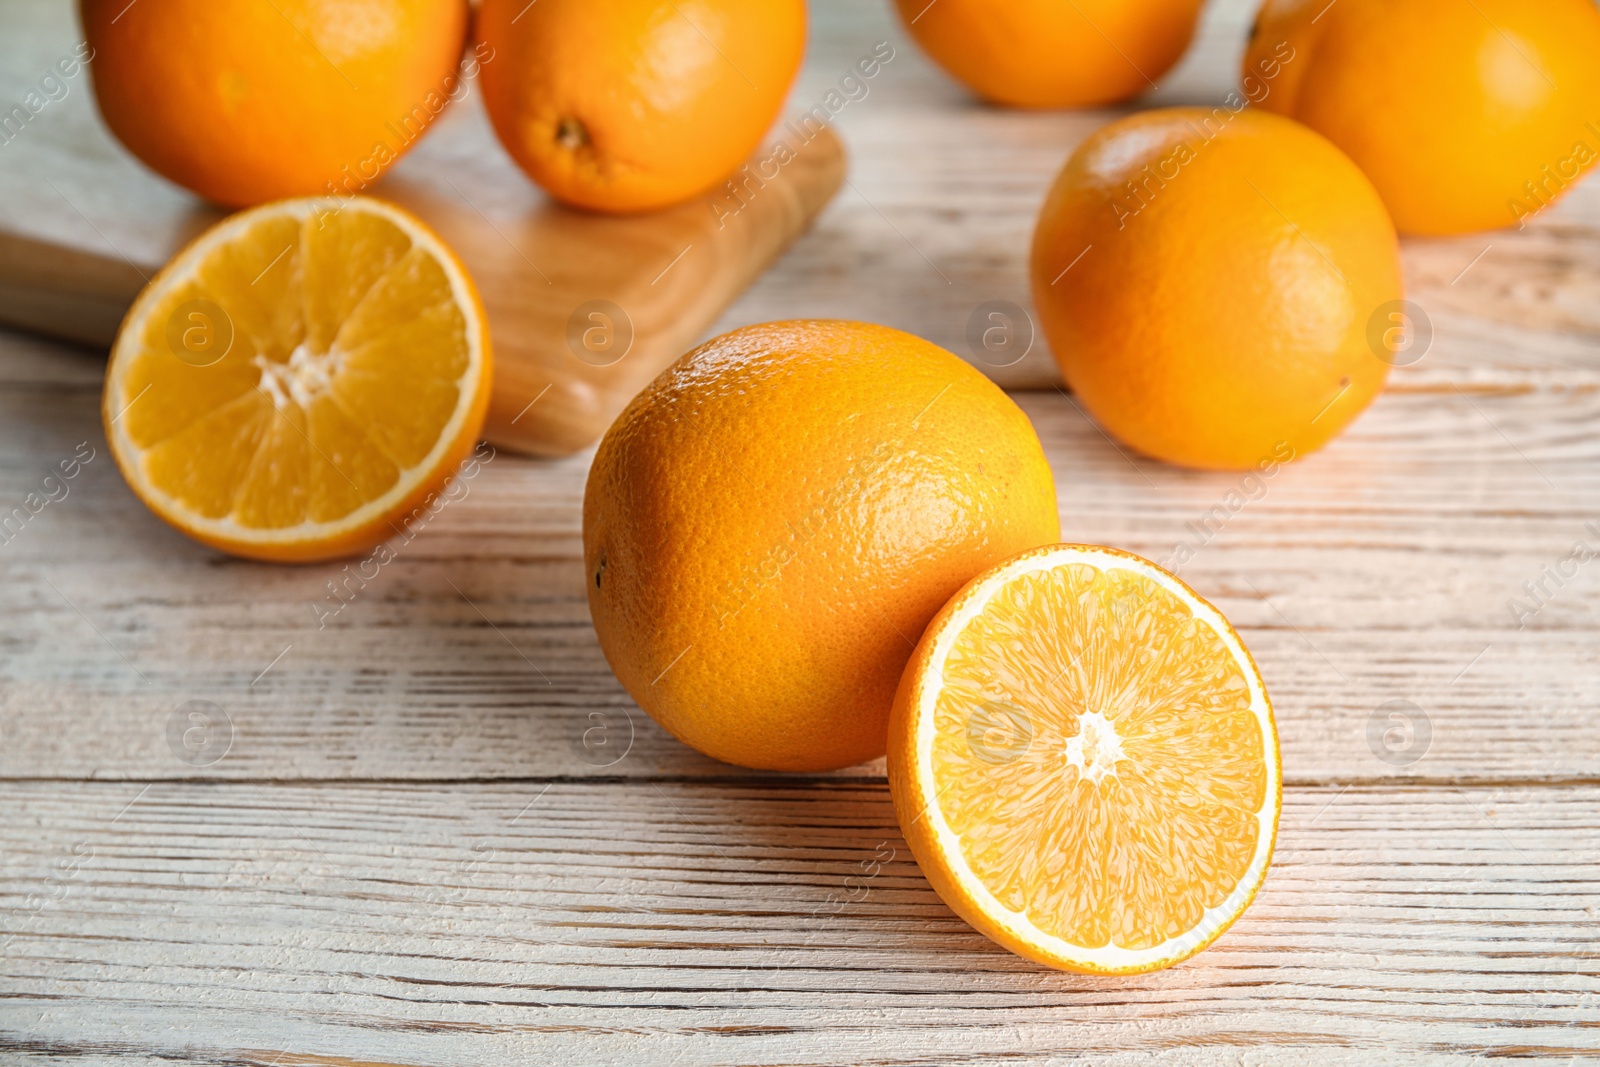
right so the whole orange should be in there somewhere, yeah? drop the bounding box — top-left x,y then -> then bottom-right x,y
476,0 -> 806,213
583,321 -> 1060,772
891,0 -> 1204,108
1029,107 -> 1402,470
80,0 -> 470,208
1244,0 -> 1600,235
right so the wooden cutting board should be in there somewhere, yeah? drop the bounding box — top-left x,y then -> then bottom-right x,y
0,0 -> 844,457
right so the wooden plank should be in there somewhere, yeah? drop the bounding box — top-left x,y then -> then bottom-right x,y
2,780 -> 1596,1064
0,334 -> 1596,783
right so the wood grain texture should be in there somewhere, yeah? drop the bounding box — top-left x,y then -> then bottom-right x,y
2,781 -> 1598,1065
2,0 -> 1598,1062
0,350 -> 1594,785
0,0 -> 844,456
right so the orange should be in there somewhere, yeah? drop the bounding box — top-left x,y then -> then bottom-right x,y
1029,107 -> 1402,470
476,0 -> 806,213
80,0 -> 469,208
103,196 -> 492,563
892,0 -> 1204,108
583,320 -> 1060,771
1244,0 -> 1600,235
888,544 -> 1280,973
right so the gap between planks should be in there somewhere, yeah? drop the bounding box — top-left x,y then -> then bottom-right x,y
4,773 -> 1600,790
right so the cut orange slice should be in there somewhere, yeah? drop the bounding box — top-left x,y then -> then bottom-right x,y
888,544 -> 1280,973
103,197 -> 492,562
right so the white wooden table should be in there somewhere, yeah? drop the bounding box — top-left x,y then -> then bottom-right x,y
3,1 -> 1599,1063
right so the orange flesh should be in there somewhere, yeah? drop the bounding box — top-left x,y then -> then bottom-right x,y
119,207 -> 470,529
930,562 -> 1267,949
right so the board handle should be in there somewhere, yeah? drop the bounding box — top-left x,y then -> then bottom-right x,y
443,126 -> 848,457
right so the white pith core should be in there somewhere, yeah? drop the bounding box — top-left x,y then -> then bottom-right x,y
1065,710 -> 1126,785
255,344 -> 341,411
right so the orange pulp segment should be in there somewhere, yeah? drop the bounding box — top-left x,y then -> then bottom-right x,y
889,544 -> 1280,973
102,196 -> 491,562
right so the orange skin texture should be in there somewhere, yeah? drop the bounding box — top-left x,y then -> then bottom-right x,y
79,0 -> 469,208
1030,107 -> 1402,471
476,0 -> 806,213
1244,0 -> 1600,236
582,321 -> 1061,772
892,0 -> 1205,108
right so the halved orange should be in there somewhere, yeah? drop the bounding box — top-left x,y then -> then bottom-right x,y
102,197 -> 492,562
888,544 -> 1280,973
